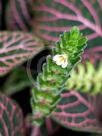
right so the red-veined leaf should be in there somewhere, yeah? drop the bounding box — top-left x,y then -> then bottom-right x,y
5,0 -> 33,31
0,92 -> 25,135
0,31 -> 44,76
51,49 -> 102,133
52,90 -> 102,133
33,0 -> 102,48
0,0 -> 2,29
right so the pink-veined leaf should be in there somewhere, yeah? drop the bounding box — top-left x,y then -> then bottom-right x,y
33,0 -> 102,48
5,0 -> 33,31
51,49 -> 102,133
0,92 -> 25,135
52,90 -> 102,133
0,0 -> 2,29
0,31 -> 44,76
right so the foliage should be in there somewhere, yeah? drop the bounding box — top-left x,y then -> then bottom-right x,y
0,92 -> 25,135
51,54 -> 102,133
2,67 -> 36,95
0,31 -> 44,76
0,0 -> 102,135
52,90 -> 102,133
33,0 -> 102,48
0,0 -> 2,29
31,27 -> 87,126
5,0 -> 33,31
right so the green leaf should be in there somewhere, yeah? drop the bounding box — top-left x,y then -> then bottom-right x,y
2,67 -> 36,95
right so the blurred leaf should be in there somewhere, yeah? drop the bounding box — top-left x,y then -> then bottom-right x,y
2,67 -> 36,95
51,50 -> 102,133
33,0 -> 102,48
0,92 -> 25,135
5,0 -> 33,31
0,31 -> 44,76
0,0 -> 2,29
65,61 -> 102,95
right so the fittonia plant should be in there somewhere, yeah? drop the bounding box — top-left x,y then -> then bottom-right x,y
1,0 -> 102,134
30,27 -> 88,126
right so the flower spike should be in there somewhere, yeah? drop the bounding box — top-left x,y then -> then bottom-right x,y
66,61 -> 102,95
31,27 -> 88,126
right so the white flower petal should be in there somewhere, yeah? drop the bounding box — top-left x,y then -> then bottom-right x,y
62,60 -> 68,68
56,60 -> 62,65
53,54 -> 68,68
53,54 -> 60,62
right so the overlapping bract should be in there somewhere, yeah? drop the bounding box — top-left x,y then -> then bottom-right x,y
66,61 -> 102,94
31,27 -> 87,125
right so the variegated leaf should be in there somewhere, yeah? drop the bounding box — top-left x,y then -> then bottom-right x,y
52,90 -> 102,133
5,0 -> 33,31
0,0 -> 2,29
0,92 -> 25,135
0,31 -> 44,76
33,0 -> 102,48
51,49 -> 102,133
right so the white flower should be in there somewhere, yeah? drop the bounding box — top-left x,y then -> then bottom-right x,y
53,54 -> 68,68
